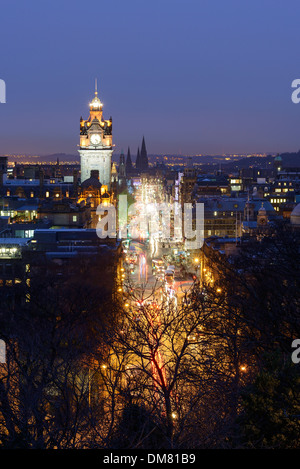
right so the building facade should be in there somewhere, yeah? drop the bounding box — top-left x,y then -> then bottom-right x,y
79,82 -> 113,188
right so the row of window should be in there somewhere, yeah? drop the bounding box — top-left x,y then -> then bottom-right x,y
270,198 -> 287,204
5,191 -> 68,198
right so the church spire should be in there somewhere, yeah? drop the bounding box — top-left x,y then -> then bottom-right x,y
136,147 -> 141,170
141,136 -> 146,155
140,136 -> 148,170
126,147 -> 133,173
120,149 -> 125,164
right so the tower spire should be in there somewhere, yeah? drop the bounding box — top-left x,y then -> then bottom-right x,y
95,78 -> 98,96
126,147 -> 133,173
136,147 -> 140,170
140,136 -> 148,170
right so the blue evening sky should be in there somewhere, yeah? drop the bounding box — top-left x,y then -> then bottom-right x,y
1,0 -> 300,157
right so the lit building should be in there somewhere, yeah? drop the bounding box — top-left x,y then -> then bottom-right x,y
79,81 -> 113,188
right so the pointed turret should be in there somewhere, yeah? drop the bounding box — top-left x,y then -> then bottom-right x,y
126,147 -> 133,174
136,147 -> 141,170
118,149 -> 125,179
140,136 -> 148,170
120,149 -> 125,163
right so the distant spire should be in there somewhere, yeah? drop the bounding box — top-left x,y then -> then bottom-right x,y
120,149 -> 125,165
136,147 -> 141,169
141,136 -> 146,155
95,78 -> 98,96
126,147 -> 133,172
140,136 -> 148,170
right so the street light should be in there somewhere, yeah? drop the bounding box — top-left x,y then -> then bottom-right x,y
194,258 -> 200,278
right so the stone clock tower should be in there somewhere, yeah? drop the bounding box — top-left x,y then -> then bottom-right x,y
79,81 -> 113,189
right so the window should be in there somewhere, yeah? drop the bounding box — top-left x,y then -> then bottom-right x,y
25,230 -> 34,238
73,215 -> 77,222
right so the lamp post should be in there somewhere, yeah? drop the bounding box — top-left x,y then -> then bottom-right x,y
193,257 -> 200,278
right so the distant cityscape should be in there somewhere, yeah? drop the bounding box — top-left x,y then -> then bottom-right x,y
0,85 -> 300,452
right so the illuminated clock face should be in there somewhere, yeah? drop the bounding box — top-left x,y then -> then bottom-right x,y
90,134 -> 101,145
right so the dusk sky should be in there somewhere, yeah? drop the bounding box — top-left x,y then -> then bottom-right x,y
1,0 -> 300,157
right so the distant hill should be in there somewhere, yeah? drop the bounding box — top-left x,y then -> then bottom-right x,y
3,153 -> 79,164
3,150 -> 300,169
278,151 -> 300,168
222,155 -> 275,172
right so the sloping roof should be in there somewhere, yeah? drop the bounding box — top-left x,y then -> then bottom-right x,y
291,203 -> 300,225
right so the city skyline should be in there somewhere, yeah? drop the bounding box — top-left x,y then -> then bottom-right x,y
1,0 -> 300,157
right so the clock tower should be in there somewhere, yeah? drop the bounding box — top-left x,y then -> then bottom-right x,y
79,81 -> 113,189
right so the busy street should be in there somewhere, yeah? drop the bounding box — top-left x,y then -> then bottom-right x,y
121,178 -> 197,314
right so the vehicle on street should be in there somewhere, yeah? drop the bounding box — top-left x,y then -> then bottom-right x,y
152,258 -> 164,274
165,269 -> 174,286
